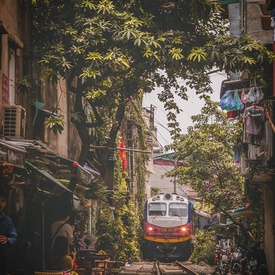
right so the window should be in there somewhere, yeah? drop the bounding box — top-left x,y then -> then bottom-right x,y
169,203 -> 187,217
148,203 -> 167,216
8,48 -> 20,105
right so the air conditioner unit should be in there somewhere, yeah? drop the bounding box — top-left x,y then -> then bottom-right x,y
3,105 -> 26,138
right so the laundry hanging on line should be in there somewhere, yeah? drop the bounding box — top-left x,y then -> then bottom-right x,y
219,87 -> 264,112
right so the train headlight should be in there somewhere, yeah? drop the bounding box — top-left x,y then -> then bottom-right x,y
177,226 -> 187,233
147,226 -> 158,233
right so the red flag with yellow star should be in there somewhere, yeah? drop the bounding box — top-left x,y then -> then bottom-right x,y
119,139 -> 127,171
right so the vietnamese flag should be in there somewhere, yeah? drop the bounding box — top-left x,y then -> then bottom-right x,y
119,139 -> 127,171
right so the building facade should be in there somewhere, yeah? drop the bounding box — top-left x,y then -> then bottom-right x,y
220,0 -> 275,273
0,2 -> 99,272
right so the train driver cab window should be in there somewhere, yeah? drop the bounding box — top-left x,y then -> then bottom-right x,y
169,203 -> 187,217
148,203 -> 167,216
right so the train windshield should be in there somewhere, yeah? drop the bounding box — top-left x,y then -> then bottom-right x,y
169,203 -> 188,217
148,203 -> 167,216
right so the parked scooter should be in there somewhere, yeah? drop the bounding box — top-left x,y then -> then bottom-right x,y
239,242 -> 268,275
229,246 -> 243,274
215,245 -> 231,275
246,242 -> 268,275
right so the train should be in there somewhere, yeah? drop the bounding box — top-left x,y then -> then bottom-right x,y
143,193 -> 211,261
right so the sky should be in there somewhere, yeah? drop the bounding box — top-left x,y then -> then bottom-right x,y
142,71 -> 227,150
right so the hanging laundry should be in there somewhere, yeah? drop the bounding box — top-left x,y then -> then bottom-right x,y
227,110 -> 238,118
245,87 -> 257,102
245,87 -> 264,103
243,105 -> 265,135
254,87 -> 264,103
233,145 -> 242,166
234,90 -> 244,110
241,88 -> 248,104
220,90 -> 236,111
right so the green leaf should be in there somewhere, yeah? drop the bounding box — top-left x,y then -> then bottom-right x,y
241,56 -> 256,65
44,115 -> 65,135
79,69 -> 101,79
86,52 -> 103,60
187,48 -> 207,62
169,48 -> 184,60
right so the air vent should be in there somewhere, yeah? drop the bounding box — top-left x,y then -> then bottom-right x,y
3,105 -> 26,138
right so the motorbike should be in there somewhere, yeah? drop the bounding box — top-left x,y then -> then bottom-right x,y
229,246 -> 243,274
215,245 -> 231,275
246,242 -> 268,275
239,242 -> 268,275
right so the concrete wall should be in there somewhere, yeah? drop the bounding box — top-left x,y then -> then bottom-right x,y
0,1 -> 23,107
247,1 -> 273,43
40,78 -> 67,156
0,1 -> 31,139
0,1 -> 22,35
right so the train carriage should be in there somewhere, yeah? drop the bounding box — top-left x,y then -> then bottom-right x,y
143,193 -> 194,261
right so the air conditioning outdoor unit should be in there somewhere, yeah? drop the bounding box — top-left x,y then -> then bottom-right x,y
3,105 -> 26,138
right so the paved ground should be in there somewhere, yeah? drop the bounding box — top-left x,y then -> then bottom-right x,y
184,261 -> 216,275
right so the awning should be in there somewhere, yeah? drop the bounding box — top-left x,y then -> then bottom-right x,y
7,139 -> 101,186
218,0 -> 239,4
25,160 -> 72,193
25,160 -> 81,210
58,156 -> 101,184
0,140 -> 26,169
83,164 -> 101,177
79,164 -> 101,183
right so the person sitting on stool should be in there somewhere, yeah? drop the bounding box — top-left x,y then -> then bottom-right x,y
49,236 -> 76,271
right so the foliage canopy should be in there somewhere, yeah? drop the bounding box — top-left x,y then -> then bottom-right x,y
31,0 -> 274,172
168,99 -> 245,212
30,0 -> 273,259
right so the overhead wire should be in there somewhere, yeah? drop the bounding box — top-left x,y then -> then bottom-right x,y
126,119 -> 172,175
126,100 -> 176,175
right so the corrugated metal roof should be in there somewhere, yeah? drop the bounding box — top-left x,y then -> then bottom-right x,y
25,160 -> 72,193
153,152 -> 175,161
219,0 -> 239,4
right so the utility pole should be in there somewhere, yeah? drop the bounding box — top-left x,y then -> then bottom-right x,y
173,159 -> 177,193
173,175 -> 177,194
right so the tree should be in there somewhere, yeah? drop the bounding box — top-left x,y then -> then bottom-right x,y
167,99 -> 251,235
95,170 -> 141,260
30,0 -> 274,183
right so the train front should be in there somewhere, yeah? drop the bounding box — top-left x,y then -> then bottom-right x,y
143,193 -> 193,261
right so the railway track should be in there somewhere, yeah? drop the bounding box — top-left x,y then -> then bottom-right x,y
117,261 -> 201,275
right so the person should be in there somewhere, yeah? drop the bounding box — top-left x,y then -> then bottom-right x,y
0,190 -> 17,275
51,211 -> 74,248
49,236 -> 76,270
